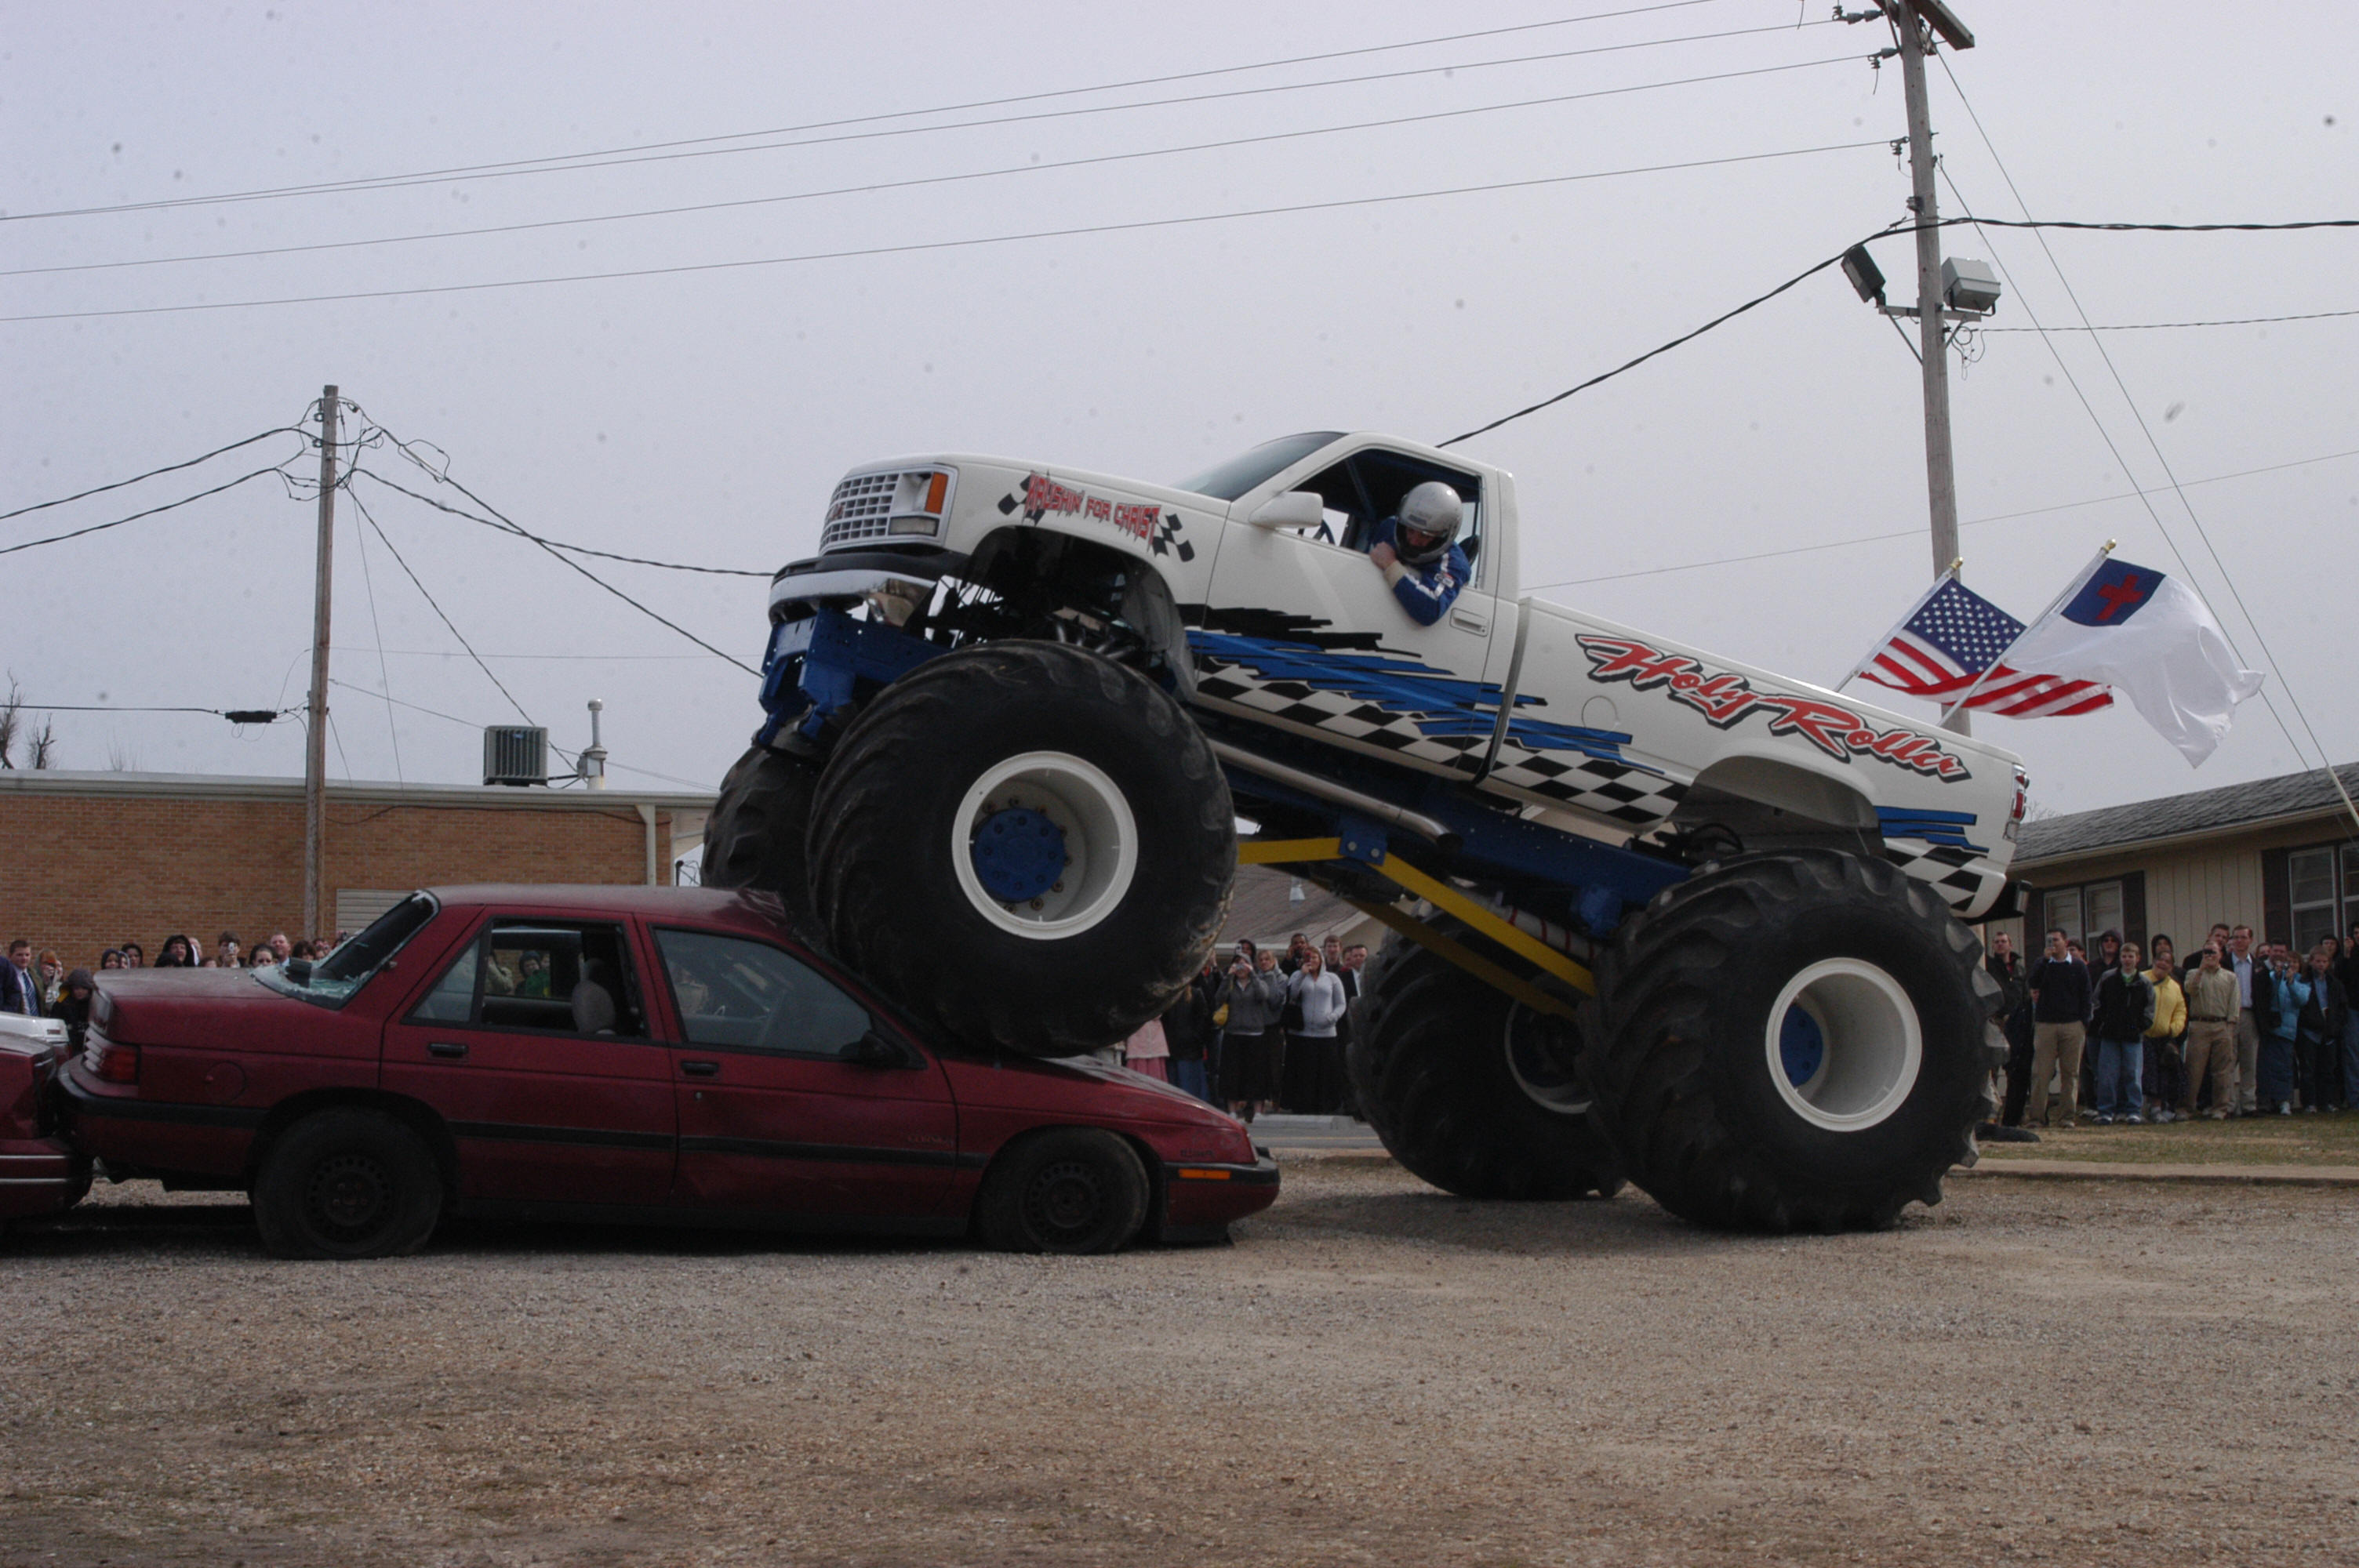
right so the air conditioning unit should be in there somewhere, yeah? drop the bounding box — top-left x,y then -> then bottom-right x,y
483,726 -> 549,786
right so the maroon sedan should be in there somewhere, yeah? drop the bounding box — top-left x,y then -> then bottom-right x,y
44,887 -> 1274,1258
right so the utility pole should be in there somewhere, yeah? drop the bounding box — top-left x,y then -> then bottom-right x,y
304,386 -> 338,939
1886,0 -> 1975,733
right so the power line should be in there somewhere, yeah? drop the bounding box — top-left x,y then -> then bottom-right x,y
0,427 -> 307,521
0,702 -> 295,717
350,461 -> 762,677
1439,214 -> 2359,448
0,120 -> 1882,325
343,485 -> 538,727
0,464 -> 298,556
1980,307 -> 2359,332
1524,443 -> 2359,589
348,487 -> 405,786
3,0 -> 1747,223
6,24 -> 1850,281
1936,63 -> 2355,826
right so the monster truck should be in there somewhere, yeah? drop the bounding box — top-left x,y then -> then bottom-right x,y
705,430 -> 2033,1231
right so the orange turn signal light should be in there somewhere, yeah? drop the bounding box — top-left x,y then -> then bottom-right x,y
1175,1167 -> 1233,1181
924,471 -> 949,514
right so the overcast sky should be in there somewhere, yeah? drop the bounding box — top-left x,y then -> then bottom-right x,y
3,1 -> 2351,818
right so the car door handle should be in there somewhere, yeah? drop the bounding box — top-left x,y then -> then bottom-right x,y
427,1041 -> 468,1060
681,1061 -> 720,1078
1449,610 -> 1489,633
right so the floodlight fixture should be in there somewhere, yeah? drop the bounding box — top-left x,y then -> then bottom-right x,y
1841,245 -> 1888,305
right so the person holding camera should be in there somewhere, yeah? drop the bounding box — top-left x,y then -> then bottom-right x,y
1217,945 -> 1289,1120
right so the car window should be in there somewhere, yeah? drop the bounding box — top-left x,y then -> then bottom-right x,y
1290,449 -> 1484,579
655,928 -> 871,1058
406,919 -> 646,1038
256,891 -> 437,1008
1170,431 -> 1343,500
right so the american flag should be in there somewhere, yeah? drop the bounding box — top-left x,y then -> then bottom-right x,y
1858,577 -> 2114,717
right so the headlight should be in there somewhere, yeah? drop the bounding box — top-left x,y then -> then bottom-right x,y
886,468 -> 955,534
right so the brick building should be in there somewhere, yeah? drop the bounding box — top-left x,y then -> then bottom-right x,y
0,770 -> 711,968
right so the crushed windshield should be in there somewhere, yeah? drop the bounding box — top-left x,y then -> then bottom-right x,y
256,892 -> 438,1008
1171,432 -> 1343,500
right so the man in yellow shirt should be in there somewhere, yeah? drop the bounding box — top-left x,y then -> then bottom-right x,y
2143,938 -> 2186,1123
2181,942 -> 2241,1120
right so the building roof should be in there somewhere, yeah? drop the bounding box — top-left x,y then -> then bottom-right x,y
2016,761 -> 2359,866
0,768 -> 713,811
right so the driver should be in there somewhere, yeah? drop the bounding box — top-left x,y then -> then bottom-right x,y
1367,481 -> 1470,627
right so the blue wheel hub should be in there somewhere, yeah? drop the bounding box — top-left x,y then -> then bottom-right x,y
971,806 -> 1067,903
1779,1005 -> 1826,1088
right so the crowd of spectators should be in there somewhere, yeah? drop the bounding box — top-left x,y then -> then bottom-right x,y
1,928 -> 346,1046
1116,931 -> 1370,1118
1986,919 -> 2359,1131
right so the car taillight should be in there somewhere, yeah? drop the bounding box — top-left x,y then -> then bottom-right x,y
85,1037 -> 140,1083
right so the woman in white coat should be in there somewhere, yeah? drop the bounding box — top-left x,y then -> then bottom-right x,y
1283,946 -> 1349,1112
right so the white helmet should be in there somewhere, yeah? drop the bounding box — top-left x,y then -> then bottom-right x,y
1394,481 -> 1463,565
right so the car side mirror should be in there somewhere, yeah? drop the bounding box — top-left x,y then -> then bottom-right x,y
282,958 -> 314,985
1246,491 -> 1325,529
845,1029 -> 906,1069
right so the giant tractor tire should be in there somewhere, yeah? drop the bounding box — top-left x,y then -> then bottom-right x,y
807,640 -> 1234,1057
1581,848 -> 2002,1233
701,743 -> 822,925
1347,926 -> 1623,1200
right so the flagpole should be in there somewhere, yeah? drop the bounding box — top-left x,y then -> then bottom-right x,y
1939,540 -> 2117,722
1833,557 -> 1962,693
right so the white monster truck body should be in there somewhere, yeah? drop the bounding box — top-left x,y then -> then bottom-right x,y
775,431 -> 2026,919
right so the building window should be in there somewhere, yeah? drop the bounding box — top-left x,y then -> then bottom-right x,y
2290,846 -> 2343,953
2041,879 -> 2125,948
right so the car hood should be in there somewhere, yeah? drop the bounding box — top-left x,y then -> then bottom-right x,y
945,1050 -> 1243,1124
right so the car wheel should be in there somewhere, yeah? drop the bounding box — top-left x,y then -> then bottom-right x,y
976,1127 -> 1150,1254
1347,926 -> 1623,1200
700,742 -> 821,924
1582,849 -> 2002,1233
807,639 -> 1233,1056
252,1108 -> 443,1260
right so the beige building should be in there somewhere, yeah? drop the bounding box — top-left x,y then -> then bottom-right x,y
1993,762 -> 2359,956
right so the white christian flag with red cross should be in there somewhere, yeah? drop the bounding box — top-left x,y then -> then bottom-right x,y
1857,575 -> 2114,717
2001,556 -> 2265,764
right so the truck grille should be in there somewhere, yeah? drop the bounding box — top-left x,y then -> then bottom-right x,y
820,470 -> 902,550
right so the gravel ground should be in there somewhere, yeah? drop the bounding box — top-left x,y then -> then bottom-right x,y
5,1166 -> 2357,1568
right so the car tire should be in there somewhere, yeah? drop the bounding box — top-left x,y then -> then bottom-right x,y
1347,929 -> 1623,1200
1581,848 -> 2002,1233
252,1109 -> 444,1260
976,1127 -> 1151,1254
701,743 -> 822,923
807,639 -> 1233,1057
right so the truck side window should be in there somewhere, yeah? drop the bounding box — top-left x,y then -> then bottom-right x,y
655,928 -> 871,1058
406,920 -> 646,1038
1291,451 -> 1483,572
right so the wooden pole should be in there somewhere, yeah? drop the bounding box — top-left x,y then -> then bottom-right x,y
1893,4 -> 1968,735
304,386 -> 338,940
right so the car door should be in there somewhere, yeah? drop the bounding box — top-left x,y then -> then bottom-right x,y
1199,441 -> 1500,779
652,926 -> 958,1221
381,913 -> 676,1207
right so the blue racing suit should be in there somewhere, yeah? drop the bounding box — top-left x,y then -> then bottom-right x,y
1370,516 -> 1471,627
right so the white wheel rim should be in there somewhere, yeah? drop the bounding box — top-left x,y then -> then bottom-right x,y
951,751 -> 1139,940
1503,1006 -> 1590,1116
1763,958 -> 1922,1131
